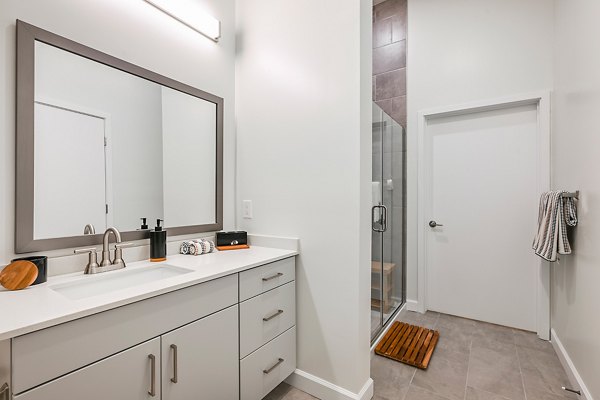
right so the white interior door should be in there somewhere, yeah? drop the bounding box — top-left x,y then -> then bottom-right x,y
425,103 -> 541,331
34,102 -> 107,239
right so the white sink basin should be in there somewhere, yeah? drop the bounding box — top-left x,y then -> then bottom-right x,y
51,264 -> 193,300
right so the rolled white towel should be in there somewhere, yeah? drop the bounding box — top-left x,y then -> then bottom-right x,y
201,239 -> 215,254
189,241 -> 200,255
372,181 -> 382,222
372,181 -> 381,207
180,239 -> 215,256
180,241 -> 190,255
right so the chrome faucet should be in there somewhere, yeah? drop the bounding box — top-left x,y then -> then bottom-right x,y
83,223 -> 96,235
74,227 -> 132,274
100,227 -> 122,267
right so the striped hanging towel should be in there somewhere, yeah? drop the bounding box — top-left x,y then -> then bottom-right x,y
532,191 -> 578,262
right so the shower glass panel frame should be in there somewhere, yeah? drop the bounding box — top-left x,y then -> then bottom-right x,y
371,103 -> 406,342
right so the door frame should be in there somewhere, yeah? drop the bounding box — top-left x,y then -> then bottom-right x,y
417,92 -> 551,339
34,97 -> 114,230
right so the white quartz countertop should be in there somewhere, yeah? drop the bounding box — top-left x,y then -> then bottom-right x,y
0,246 -> 297,341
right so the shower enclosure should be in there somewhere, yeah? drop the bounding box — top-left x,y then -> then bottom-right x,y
371,103 -> 406,341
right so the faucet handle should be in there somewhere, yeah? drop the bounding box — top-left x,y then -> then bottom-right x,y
74,247 -> 100,274
113,242 -> 134,268
74,247 -> 97,254
114,242 -> 135,249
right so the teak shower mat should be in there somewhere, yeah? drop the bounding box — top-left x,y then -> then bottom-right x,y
374,321 -> 439,369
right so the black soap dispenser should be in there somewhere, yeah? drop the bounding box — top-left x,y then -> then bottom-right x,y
140,217 -> 149,230
150,219 -> 167,262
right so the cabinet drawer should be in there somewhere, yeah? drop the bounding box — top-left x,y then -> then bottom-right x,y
240,326 -> 296,400
240,281 -> 295,358
12,274 -> 237,394
239,257 -> 295,301
15,338 -> 160,400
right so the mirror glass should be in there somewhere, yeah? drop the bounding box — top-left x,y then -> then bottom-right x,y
32,41 -> 217,240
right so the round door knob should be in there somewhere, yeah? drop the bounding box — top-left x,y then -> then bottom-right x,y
429,220 -> 444,228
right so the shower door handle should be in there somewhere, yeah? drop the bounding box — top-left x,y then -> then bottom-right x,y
372,205 -> 388,232
372,206 -> 383,232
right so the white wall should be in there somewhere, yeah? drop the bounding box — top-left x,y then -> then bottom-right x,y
235,0 -> 373,396
0,0 -> 235,269
406,0 -> 554,303
552,1 -> 600,399
162,86 -> 216,227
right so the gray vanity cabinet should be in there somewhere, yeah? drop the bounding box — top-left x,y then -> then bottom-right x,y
5,256 -> 297,400
14,337 -> 161,400
14,307 -> 239,400
161,305 -> 239,400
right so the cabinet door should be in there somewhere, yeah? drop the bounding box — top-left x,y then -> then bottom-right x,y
162,305 -> 239,400
15,338 -> 160,400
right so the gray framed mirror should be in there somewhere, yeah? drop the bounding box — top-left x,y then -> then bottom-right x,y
15,20 -> 223,253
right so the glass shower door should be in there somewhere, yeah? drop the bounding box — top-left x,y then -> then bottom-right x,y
371,104 -> 385,338
371,103 -> 405,341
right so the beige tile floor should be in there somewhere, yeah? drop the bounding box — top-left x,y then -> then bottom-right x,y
265,311 -> 575,400
264,382 -> 318,400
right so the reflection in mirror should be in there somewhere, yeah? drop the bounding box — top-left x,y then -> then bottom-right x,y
32,41 -> 217,240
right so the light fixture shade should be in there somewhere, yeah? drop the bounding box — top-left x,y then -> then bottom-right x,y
144,0 -> 221,41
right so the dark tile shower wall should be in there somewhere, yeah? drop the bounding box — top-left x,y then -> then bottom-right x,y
373,0 -> 407,128
372,0 -> 407,325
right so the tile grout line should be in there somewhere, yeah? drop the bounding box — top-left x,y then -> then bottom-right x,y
463,335 -> 473,400
400,368 -> 418,400
432,312 -> 441,329
400,312 -> 423,400
513,329 -> 529,400
402,312 -> 439,400
410,386 -> 455,400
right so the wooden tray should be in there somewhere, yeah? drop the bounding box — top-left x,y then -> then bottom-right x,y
216,244 -> 250,251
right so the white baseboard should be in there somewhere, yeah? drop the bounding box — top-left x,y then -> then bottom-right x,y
406,299 -> 420,312
551,329 -> 594,400
285,369 -> 374,400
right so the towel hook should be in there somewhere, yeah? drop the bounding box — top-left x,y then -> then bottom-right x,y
561,190 -> 579,199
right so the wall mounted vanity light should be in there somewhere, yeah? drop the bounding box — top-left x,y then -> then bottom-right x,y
143,0 -> 221,42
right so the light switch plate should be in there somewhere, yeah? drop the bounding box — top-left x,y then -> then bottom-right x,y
242,200 -> 253,219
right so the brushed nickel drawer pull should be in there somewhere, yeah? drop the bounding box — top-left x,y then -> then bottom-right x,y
263,309 -> 284,322
262,272 -> 283,282
170,344 -> 178,383
0,383 -> 9,400
148,354 -> 156,397
263,358 -> 284,374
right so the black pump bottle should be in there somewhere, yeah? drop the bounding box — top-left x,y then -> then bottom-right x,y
150,219 -> 167,262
